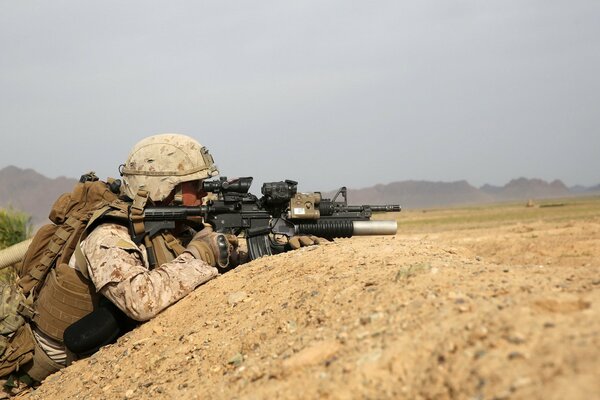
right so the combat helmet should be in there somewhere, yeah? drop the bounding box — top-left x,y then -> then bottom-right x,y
120,133 -> 219,202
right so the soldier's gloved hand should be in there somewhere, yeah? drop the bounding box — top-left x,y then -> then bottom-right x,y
287,235 -> 326,250
185,226 -> 232,269
224,233 -> 241,267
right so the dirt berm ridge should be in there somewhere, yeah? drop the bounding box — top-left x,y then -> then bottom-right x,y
25,218 -> 600,399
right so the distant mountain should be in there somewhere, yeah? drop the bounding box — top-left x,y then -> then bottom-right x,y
569,185 -> 589,194
1,166 -> 599,224
0,166 -> 78,225
333,180 -> 495,209
570,183 -> 600,194
480,178 -> 571,201
330,177 -> 599,209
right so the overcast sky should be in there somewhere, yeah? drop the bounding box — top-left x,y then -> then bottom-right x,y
1,1 -> 598,191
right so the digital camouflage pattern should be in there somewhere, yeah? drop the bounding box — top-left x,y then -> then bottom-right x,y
0,283 -> 27,357
77,223 -> 219,321
121,133 -> 219,202
0,284 -> 26,336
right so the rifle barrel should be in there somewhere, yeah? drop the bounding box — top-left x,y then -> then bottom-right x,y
343,204 -> 400,213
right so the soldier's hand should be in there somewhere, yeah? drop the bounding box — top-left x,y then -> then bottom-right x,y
224,233 -> 241,267
185,226 -> 232,269
287,235 -> 327,250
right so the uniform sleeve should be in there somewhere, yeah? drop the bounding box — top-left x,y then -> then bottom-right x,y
81,223 -> 219,321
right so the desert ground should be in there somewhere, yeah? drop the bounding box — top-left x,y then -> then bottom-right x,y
22,196 -> 600,399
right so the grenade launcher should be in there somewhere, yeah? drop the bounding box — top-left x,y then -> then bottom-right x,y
131,177 -> 401,261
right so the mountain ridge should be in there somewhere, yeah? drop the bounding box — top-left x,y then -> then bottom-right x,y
0,166 -> 78,225
0,166 -> 598,225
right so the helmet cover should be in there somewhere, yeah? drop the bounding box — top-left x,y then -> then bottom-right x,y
121,133 -> 219,201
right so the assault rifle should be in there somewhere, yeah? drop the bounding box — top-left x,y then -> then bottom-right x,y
130,177 -> 401,261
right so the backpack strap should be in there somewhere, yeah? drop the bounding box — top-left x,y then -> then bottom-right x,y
129,189 -> 149,239
161,232 -> 186,256
127,190 -> 165,268
16,293 -> 35,321
28,216 -> 80,284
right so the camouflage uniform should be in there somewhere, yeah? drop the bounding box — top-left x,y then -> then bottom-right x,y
34,222 -> 218,366
79,223 -> 218,321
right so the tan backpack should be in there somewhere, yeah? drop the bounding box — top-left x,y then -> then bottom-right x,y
0,173 -> 127,379
16,173 -> 126,297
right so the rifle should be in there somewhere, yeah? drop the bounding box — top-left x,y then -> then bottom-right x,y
130,177 -> 401,261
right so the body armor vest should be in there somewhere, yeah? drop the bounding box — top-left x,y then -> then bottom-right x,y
32,263 -> 98,342
32,220 -> 186,344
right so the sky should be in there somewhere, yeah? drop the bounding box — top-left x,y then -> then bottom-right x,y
1,0 -> 599,192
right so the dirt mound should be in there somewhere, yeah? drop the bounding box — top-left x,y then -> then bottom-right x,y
25,221 -> 600,399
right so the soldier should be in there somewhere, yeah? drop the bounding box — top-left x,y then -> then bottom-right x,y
1,133 -> 320,396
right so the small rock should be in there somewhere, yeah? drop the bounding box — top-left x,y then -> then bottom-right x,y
469,326 -> 488,341
506,332 -> 526,344
125,389 -> 135,398
357,349 -> 383,365
474,350 -> 486,359
336,332 -> 349,344
458,304 -> 471,313
228,291 -> 248,306
287,320 -> 297,333
508,351 -> 525,360
446,342 -> 457,353
356,331 -> 370,340
228,353 -> 244,367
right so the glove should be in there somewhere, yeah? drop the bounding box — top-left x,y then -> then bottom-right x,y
287,235 -> 325,250
186,226 -> 235,269
224,234 -> 240,266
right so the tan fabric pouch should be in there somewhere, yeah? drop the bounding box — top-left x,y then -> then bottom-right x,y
21,336 -> 62,382
0,324 -> 35,378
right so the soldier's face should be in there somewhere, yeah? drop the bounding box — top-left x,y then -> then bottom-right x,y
181,180 -> 207,206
